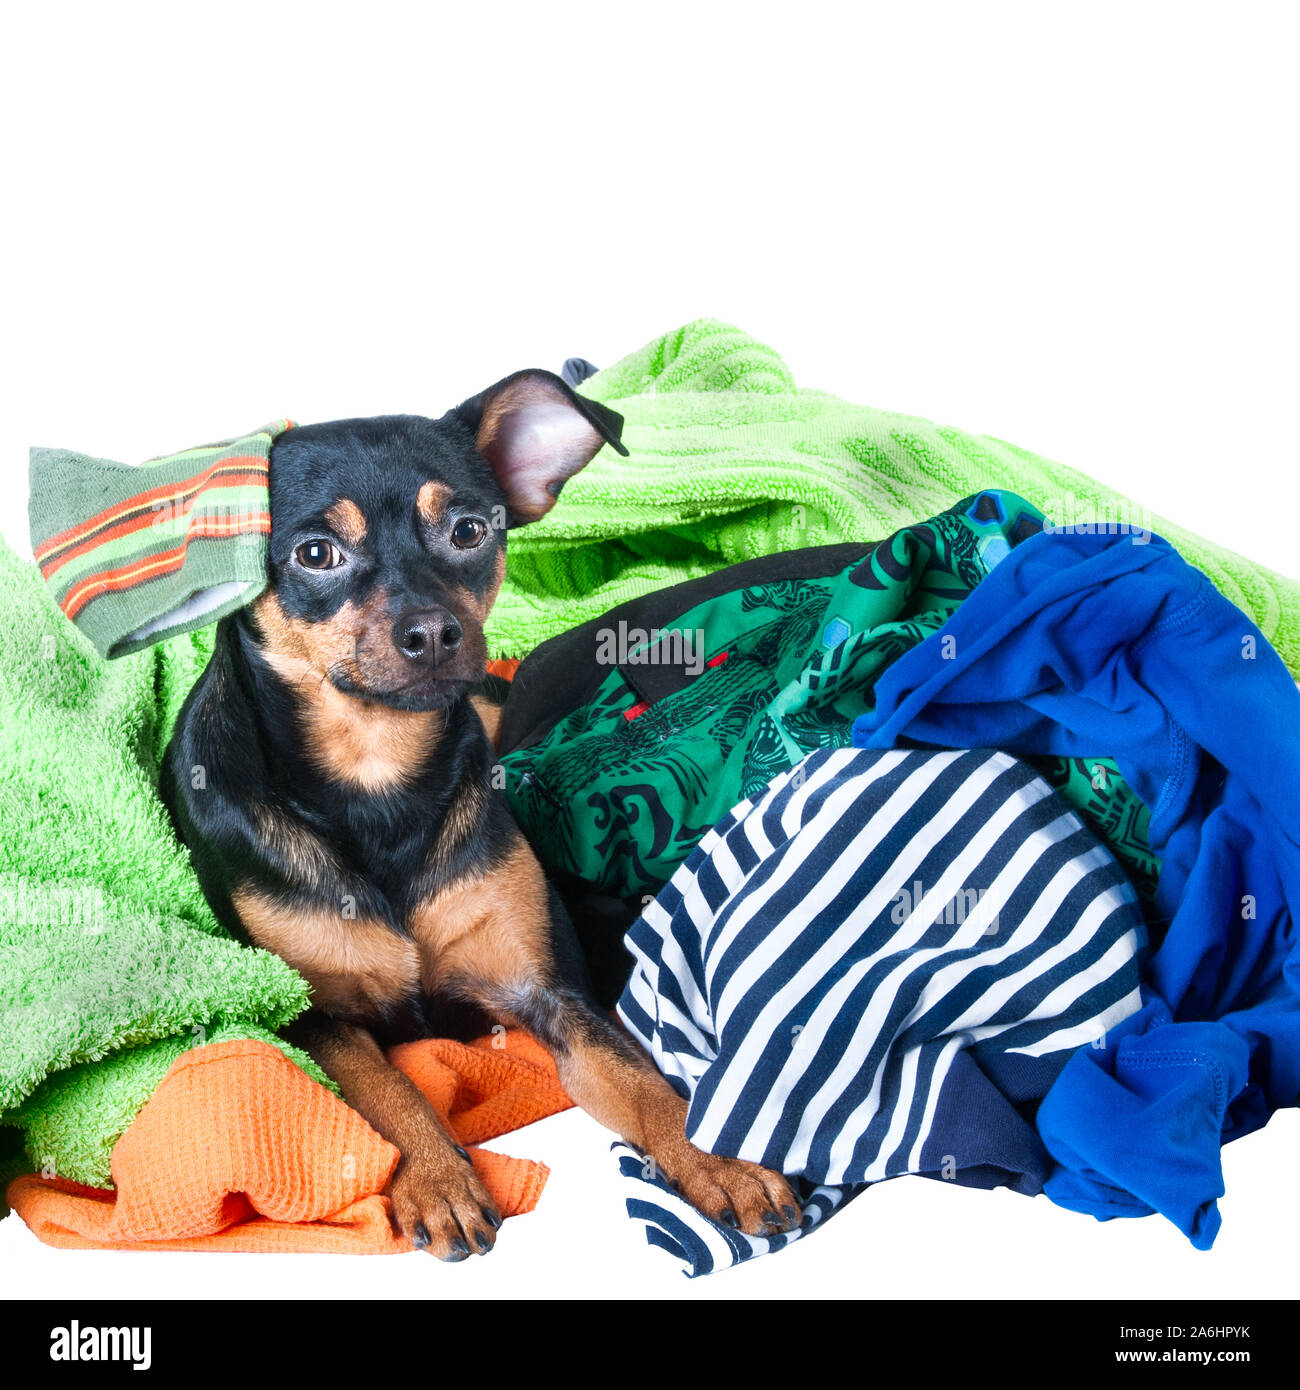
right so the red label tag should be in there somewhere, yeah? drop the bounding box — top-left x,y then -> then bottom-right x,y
623,652 -> 728,720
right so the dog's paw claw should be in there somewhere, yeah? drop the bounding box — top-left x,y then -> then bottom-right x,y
389,1152 -> 500,1261
660,1147 -> 802,1238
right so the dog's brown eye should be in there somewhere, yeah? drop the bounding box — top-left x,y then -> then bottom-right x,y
294,540 -> 346,570
450,517 -> 488,550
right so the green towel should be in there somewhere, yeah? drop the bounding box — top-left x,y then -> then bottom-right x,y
487,320 -> 1300,675
0,542 -> 329,1191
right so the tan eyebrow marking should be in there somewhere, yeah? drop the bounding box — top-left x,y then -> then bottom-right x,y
324,499 -> 367,547
416,480 -> 453,527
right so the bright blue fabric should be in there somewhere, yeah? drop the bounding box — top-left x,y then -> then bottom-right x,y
852,529 -> 1300,1249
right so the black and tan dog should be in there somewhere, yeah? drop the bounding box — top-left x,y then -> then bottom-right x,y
161,371 -> 801,1260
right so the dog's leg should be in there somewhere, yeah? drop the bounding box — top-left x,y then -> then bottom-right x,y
555,1006 -> 803,1237
286,1011 -> 501,1259
468,980 -> 802,1237
427,842 -> 804,1238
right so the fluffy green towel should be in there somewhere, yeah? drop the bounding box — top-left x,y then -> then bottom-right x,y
487,319 -> 1300,675
0,543 -> 329,1192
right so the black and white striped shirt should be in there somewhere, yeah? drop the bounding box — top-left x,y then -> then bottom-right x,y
615,746 -> 1145,1273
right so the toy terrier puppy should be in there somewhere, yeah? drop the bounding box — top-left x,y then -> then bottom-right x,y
162,371 -> 802,1259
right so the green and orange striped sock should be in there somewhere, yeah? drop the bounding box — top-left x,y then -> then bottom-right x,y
28,421 -> 290,659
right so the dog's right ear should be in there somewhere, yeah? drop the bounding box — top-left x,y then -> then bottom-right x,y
453,370 -> 627,526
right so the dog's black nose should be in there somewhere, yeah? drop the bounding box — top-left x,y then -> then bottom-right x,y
395,608 -> 462,666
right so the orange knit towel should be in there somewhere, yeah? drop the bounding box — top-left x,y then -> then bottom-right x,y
8,1031 -> 573,1253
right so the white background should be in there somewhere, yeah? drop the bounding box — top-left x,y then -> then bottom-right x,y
2,1 -> 1297,1301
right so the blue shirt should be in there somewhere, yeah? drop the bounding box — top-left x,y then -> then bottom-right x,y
853,527 -> 1300,1248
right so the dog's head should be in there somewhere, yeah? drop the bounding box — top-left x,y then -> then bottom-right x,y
247,371 -> 625,710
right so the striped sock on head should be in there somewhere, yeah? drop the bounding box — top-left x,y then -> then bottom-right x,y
29,421 -> 290,659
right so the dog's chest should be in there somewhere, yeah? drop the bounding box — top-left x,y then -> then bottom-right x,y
236,767 -> 536,1026
235,872 -> 486,1023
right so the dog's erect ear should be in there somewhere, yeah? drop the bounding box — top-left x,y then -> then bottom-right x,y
454,369 -> 628,526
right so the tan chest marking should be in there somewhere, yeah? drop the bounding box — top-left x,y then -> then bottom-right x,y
232,886 -> 420,1019
408,839 -> 552,996
251,804 -> 339,889
429,778 -> 488,874
300,688 -> 442,792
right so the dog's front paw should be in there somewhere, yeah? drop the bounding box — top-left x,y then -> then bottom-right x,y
389,1149 -> 501,1261
660,1145 -> 802,1237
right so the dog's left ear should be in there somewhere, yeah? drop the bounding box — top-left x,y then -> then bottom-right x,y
454,370 -> 628,526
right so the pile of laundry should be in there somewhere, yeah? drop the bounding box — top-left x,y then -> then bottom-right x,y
3,321 -> 1297,1274
495,478 -> 1300,1273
